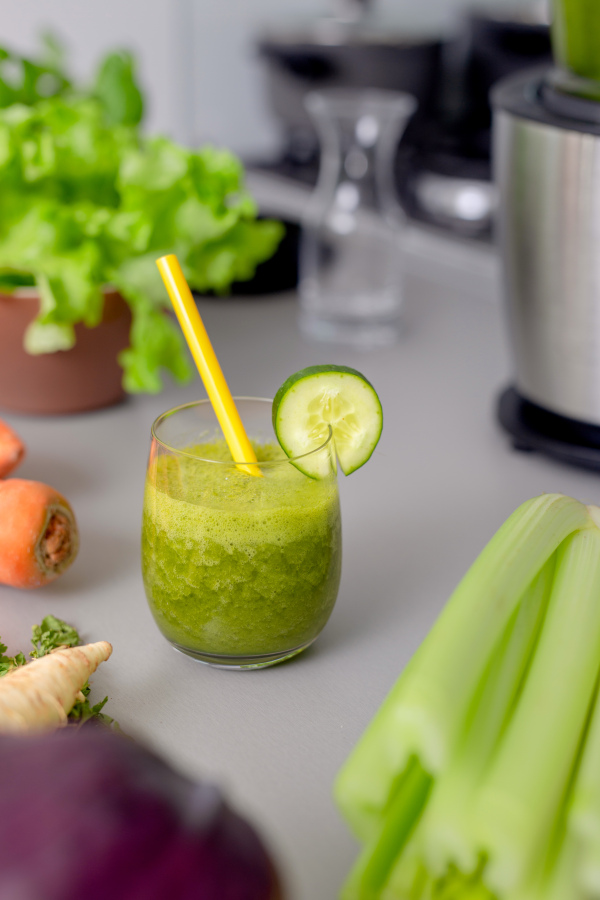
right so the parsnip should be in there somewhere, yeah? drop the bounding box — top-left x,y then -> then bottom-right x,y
0,641 -> 112,733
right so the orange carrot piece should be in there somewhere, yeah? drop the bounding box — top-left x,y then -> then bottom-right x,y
0,480 -> 79,589
0,419 -> 25,479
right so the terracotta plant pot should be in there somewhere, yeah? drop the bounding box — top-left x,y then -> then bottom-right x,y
0,287 -> 132,415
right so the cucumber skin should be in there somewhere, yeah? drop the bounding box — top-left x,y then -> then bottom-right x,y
272,365 -> 383,476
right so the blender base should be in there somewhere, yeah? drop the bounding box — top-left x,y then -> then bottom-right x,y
498,387 -> 600,472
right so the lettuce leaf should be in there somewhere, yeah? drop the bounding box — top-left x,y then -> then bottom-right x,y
0,48 -> 283,392
93,51 -> 143,127
0,36 -> 71,110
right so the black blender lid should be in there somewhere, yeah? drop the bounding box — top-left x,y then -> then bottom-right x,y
498,387 -> 600,472
541,70 -> 600,125
492,67 -> 600,136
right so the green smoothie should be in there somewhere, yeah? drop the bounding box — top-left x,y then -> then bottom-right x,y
141,440 -> 341,661
552,0 -> 600,94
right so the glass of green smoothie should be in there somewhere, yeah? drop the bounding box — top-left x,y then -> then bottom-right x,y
552,0 -> 600,99
142,398 -> 342,668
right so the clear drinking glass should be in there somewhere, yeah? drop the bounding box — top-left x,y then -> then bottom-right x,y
299,88 -> 416,348
141,398 -> 342,669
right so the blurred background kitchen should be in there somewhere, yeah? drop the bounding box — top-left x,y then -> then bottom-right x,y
4,0 -> 550,240
9,0 -> 600,464
0,0 -> 548,149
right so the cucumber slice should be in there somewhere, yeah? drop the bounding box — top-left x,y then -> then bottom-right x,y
272,365 -> 383,477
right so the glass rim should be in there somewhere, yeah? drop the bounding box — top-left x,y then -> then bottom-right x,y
151,397 -> 334,467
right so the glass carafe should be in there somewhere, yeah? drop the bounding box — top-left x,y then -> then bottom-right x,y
299,89 -> 416,347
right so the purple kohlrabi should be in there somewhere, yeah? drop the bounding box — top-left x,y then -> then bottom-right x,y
0,728 -> 280,900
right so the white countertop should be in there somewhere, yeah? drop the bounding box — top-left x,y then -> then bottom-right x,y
2,225 -> 599,899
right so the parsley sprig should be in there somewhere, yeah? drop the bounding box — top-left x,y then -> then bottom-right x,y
0,615 -> 116,728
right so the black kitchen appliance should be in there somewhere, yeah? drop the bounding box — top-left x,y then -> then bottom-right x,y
253,2 -> 552,240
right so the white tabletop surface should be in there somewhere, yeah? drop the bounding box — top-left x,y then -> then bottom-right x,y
2,225 -> 600,900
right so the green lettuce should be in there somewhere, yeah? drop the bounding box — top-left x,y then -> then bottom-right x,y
0,34 -> 71,110
0,44 -> 283,392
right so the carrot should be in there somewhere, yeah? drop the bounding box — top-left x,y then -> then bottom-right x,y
0,419 -> 25,478
0,480 -> 79,588
0,642 -> 112,732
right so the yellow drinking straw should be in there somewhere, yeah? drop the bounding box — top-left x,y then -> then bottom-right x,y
156,254 -> 262,477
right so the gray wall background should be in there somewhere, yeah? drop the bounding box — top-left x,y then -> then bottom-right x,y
2,0 -> 546,157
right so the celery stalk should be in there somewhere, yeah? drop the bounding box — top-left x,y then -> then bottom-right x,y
418,555 -> 556,877
470,527 -> 600,895
570,676 -> 600,895
341,759 -> 432,900
568,535 -> 600,898
574,821 -> 600,895
383,853 -> 496,900
335,494 -> 590,841
380,838 -> 427,900
509,825 -> 586,900
570,505 -> 600,897
578,841 -> 600,897
543,829 -> 586,900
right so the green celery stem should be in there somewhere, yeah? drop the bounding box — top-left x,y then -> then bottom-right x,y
335,495 -> 590,842
419,556 -> 556,877
341,759 -> 432,899
473,528 -> 600,894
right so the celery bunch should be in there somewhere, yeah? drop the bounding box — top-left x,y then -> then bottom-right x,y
335,494 -> 600,899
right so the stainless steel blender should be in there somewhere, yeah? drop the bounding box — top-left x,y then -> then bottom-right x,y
494,0 -> 600,468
